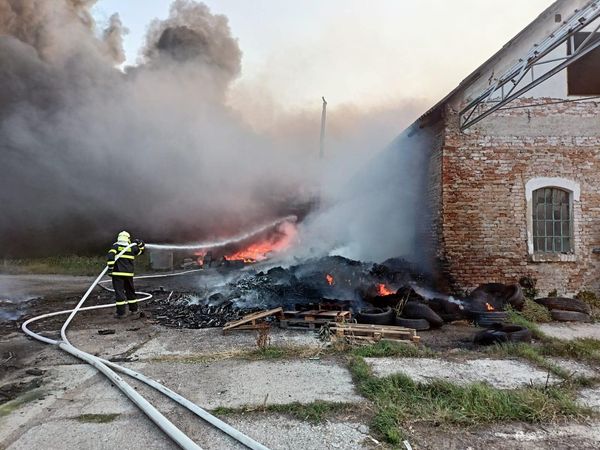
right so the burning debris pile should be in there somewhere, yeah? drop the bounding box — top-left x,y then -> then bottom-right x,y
144,255 -> 533,333
146,256 -> 428,329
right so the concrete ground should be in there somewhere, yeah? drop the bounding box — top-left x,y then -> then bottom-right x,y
0,274 -> 94,299
2,317 -> 599,449
539,323 -> 600,340
365,357 -> 561,388
1,274 -> 600,449
1,326 -> 372,450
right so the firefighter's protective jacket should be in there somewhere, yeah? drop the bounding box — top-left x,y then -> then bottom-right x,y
107,242 -> 145,277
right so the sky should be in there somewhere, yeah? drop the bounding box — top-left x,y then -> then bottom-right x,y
92,0 -> 555,117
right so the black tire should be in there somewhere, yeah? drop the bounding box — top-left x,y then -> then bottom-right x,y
440,312 -> 465,323
535,297 -> 591,315
502,325 -> 533,343
475,312 -> 508,327
356,306 -> 395,325
506,285 -> 525,310
470,283 -> 524,310
550,309 -> 592,323
395,317 -> 430,331
401,302 -> 444,328
474,329 -> 508,345
474,324 -> 531,345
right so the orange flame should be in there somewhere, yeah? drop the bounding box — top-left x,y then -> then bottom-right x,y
377,284 -> 394,296
326,274 -> 334,286
197,222 -> 297,263
485,303 -> 495,311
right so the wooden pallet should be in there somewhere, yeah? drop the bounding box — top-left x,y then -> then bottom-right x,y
223,307 -> 284,333
329,323 -> 419,343
279,318 -> 329,330
283,309 -> 351,322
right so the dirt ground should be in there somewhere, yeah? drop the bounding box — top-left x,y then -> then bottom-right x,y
1,274 -> 600,449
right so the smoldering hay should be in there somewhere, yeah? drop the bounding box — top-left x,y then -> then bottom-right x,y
0,0 -> 313,256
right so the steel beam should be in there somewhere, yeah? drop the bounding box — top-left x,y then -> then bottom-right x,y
460,1 -> 600,130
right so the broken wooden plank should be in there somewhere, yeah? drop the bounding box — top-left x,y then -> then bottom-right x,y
332,323 -> 415,333
223,307 -> 283,331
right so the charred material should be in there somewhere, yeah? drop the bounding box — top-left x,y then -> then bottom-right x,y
144,256 -> 428,329
146,292 -> 247,329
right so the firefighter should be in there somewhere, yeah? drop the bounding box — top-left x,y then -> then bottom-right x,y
107,231 -> 145,318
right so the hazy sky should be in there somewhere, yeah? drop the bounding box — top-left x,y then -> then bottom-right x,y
92,0 -> 554,115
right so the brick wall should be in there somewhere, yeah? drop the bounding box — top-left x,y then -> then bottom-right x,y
440,99 -> 600,295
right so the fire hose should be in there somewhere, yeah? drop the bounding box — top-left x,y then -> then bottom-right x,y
20,230 -> 286,449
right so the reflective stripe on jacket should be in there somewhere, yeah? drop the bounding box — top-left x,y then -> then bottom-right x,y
107,242 -> 145,277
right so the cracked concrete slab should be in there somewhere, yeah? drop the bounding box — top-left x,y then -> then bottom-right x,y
130,358 -> 364,409
0,364 -> 99,443
133,327 -> 321,360
6,413 -> 371,450
548,358 -> 598,378
366,357 -> 560,388
539,323 -> 600,341
578,388 -> 600,411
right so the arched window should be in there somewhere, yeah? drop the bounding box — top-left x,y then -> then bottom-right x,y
526,178 -> 579,260
532,187 -> 573,253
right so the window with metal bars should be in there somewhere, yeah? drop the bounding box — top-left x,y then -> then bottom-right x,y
532,187 -> 573,253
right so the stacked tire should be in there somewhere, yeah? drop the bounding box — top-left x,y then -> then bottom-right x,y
395,301 -> 444,331
474,324 -> 532,345
534,297 -> 592,323
355,302 -> 445,331
355,307 -> 396,325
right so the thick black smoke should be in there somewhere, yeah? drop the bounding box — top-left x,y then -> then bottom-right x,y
0,0 -> 312,256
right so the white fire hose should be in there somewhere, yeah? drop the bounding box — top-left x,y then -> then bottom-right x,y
21,239 -> 274,450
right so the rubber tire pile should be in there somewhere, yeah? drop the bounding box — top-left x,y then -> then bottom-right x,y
356,301 -> 444,331
534,297 -> 592,322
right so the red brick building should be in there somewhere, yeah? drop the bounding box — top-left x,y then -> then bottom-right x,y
408,0 -> 600,295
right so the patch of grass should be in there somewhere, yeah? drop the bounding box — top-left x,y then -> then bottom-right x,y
348,355 -> 373,384
75,413 -> 120,423
150,345 -> 319,364
245,345 -> 319,360
348,355 -> 588,445
213,401 -> 356,423
248,346 -> 286,359
519,299 -> 552,323
505,308 -> 546,339
576,291 -> 600,321
0,389 -> 47,418
371,407 -> 407,445
365,373 -> 582,424
539,338 -> 600,364
351,340 -> 435,358
1,255 -> 107,276
575,291 -> 600,309
1,253 -> 151,276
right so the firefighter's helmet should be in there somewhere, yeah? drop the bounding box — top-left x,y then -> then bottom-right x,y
117,231 -> 131,244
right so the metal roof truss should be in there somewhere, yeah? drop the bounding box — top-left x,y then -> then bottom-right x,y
460,0 -> 600,130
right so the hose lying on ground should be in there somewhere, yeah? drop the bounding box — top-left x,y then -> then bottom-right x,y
22,243 -> 270,450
